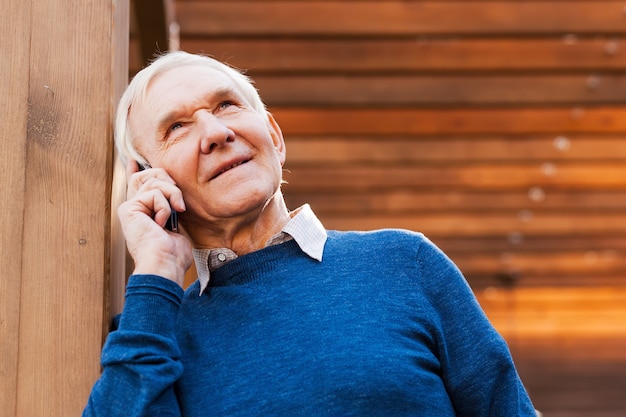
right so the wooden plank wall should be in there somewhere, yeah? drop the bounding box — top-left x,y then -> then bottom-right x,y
130,1 -> 626,415
0,1 -> 128,416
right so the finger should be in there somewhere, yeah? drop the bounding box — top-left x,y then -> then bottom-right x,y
137,177 -> 186,212
136,167 -> 177,186
124,188 -> 175,229
127,166 -> 177,198
153,199 -> 176,229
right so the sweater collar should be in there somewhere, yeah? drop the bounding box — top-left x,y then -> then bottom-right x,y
192,204 -> 327,294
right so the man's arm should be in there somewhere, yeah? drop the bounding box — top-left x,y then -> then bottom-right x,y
83,275 -> 184,417
417,238 -> 536,416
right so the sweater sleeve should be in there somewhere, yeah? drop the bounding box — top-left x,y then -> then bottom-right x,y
83,275 -> 184,417
416,238 -> 536,416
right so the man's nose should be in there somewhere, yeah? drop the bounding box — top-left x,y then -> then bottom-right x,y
197,112 -> 235,154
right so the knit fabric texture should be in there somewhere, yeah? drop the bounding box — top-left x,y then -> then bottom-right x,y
83,229 -> 535,416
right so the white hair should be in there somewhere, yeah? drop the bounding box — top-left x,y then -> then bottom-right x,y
115,51 -> 267,165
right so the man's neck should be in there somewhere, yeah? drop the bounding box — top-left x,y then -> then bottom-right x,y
184,192 -> 291,256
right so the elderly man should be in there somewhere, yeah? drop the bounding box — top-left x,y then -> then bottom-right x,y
83,51 -> 536,416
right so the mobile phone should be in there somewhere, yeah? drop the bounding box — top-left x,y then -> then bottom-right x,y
137,162 -> 179,233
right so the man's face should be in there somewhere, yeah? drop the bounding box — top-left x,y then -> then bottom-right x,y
129,64 -> 286,227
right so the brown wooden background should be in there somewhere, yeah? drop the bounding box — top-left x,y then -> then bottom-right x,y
0,1 -> 128,416
130,1 -> 626,416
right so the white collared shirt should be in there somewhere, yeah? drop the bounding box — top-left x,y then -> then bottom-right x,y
192,204 -> 327,294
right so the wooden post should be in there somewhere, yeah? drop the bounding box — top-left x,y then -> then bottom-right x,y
0,0 -> 129,415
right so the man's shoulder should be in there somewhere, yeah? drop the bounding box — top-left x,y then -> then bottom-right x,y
326,228 -> 434,257
328,228 -> 426,243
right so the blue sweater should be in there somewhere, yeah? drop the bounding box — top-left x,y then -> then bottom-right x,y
84,229 -> 535,416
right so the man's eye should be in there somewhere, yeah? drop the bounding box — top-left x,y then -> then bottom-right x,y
169,122 -> 183,132
164,122 -> 184,139
219,100 -> 235,109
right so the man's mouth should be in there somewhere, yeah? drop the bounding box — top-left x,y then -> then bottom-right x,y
211,160 -> 249,180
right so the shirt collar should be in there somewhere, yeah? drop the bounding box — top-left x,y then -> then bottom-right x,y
192,204 -> 327,294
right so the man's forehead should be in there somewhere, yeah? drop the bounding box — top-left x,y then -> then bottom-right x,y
128,65 -> 244,138
138,65 -> 245,122
147,64 -> 237,97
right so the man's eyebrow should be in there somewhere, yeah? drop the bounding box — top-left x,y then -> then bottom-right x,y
155,111 -> 181,136
154,86 -> 242,135
212,86 -> 242,103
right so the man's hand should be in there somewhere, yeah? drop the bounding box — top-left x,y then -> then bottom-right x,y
118,160 -> 192,287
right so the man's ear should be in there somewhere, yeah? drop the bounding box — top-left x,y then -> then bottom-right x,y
266,112 -> 286,165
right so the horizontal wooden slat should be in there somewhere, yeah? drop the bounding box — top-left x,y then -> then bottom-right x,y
314,212 -> 626,237
478,286 -> 626,312
513,335 -> 626,364
180,38 -> 626,73
405,237 -> 625,288
466,271 -> 626,290
541,412 -> 626,417
176,1 -> 626,36
434,236 -> 626,254
453,250 -> 626,278
469,273 -> 626,289
512,336 -> 626,362
455,248 -> 626,287
521,371 -> 626,414
283,164 -> 626,191
285,136 -> 626,164
284,190 -> 626,214
272,107 -> 626,135
515,335 -> 626,416
476,286 -> 626,336
256,74 -> 626,106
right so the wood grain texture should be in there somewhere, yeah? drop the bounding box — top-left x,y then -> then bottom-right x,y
313,212 -> 626,237
284,163 -> 626,191
272,107 -> 626,135
176,1 -> 626,36
180,38 -> 626,74
0,1 -> 32,415
256,74 -> 626,106
477,287 -> 626,336
284,190 -> 626,213
110,0 -> 131,325
0,1 -> 129,416
284,135 -> 626,163
510,335 -> 626,416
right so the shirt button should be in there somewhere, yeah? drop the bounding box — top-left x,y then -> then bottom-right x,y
217,253 -> 227,262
